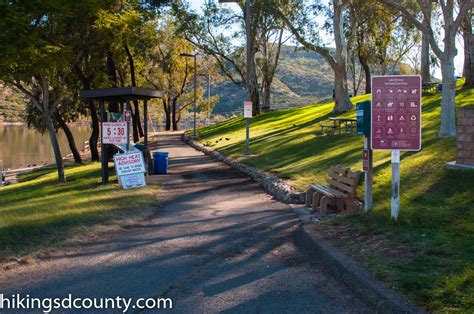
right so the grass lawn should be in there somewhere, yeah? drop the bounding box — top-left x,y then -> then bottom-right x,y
195,81 -> 474,311
0,162 -> 158,261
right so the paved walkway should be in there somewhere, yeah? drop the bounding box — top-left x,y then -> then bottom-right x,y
0,132 -> 369,313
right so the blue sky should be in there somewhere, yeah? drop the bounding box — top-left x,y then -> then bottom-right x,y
185,0 -> 464,78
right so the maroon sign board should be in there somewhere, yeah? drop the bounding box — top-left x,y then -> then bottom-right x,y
371,75 -> 422,151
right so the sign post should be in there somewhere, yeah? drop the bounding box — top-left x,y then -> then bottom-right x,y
357,100 -> 373,212
244,101 -> 252,156
372,75 -> 421,220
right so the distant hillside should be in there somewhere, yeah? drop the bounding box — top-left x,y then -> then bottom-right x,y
212,46 -> 335,115
0,83 -> 25,123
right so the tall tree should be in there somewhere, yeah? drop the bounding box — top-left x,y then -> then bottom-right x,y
0,0 -> 88,182
378,0 -> 474,137
175,1 -> 283,115
462,9 -> 474,86
280,0 -> 352,112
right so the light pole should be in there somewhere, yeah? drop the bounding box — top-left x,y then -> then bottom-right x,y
179,53 -> 197,138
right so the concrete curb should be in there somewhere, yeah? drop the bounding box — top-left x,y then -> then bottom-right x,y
182,134 -> 304,204
294,222 -> 423,313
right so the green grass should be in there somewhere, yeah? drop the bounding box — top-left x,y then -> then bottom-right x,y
195,81 -> 474,311
0,162 -> 158,260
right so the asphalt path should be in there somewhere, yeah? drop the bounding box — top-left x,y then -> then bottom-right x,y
0,132 -> 370,313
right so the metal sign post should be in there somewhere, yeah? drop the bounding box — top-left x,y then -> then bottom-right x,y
391,150 -> 401,219
372,75 -> 421,220
357,100 -> 373,213
363,142 -> 373,212
244,101 -> 252,156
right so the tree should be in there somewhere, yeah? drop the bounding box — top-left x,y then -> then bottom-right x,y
175,1 -> 281,115
279,0 -> 353,112
143,20 -> 212,130
255,2 -> 289,112
378,0 -> 474,137
0,0 -> 87,182
462,9 -> 473,86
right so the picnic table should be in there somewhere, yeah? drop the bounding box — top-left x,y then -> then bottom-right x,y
320,117 -> 357,135
422,81 -> 440,93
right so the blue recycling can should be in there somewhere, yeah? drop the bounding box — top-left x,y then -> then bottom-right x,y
153,152 -> 169,174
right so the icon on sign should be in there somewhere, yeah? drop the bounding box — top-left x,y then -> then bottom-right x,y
387,115 -> 394,121
399,127 -> 405,133
399,102 -> 406,108
399,115 -> 406,121
376,102 -> 383,108
410,115 -> 417,121
403,89 -> 408,94
380,139 -> 387,145
387,128 -> 394,135
410,101 -> 418,108
388,88 -> 394,93
411,89 -> 418,94
410,127 -> 418,134
376,114 -> 382,122
397,89 -> 402,93
376,89 -> 382,94
387,101 -> 394,108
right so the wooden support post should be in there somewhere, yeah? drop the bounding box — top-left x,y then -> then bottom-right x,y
144,99 -> 148,149
100,100 -> 109,184
126,100 -> 131,152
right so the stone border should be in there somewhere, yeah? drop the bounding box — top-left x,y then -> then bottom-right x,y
182,134 -> 304,204
294,221 -> 423,313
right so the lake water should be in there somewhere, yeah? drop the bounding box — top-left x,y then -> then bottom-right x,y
0,124 -> 91,170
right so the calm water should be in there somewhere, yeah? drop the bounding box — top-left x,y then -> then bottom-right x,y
0,124 -> 91,170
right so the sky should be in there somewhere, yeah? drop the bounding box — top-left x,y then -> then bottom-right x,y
187,0 -> 465,78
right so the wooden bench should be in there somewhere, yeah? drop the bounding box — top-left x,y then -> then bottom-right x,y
305,166 -> 360,216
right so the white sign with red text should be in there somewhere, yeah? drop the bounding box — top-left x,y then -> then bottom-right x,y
244,101 -> 253,118
113,152 -> 146,176
102,122 -> 128,145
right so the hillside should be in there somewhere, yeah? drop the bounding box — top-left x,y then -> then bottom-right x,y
212,46 -> 335,115
0,83 -> 25,123
195,82 -> 474,311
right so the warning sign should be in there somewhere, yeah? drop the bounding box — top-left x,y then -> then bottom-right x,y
102,122 -> 128,145
371,76 -> 421,151
114,152 -> 146,176
244,101 -> 253,118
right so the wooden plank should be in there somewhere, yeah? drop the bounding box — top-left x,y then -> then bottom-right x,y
311,184 -> 347,198
334,175 -> 356,185
327,179 -> 354,193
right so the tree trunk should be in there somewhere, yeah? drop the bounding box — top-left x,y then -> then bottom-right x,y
88,101 -> 100,161
261,80 -> 271,113
245,1 -> 260,115
106,49 -> 119,112
359,53 -> 371,94
57,113 -> 82,163
420,1 -> 432,83
124,44 -> 145,138
130,106 -> 139,142
172,98 -> 179,131
163,99 -> 171,131
45,116 -> 66,183
421,33 -> 431,83
333,0 -> 352,112
439,58 -> 457,137
462,14 -> 474,87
